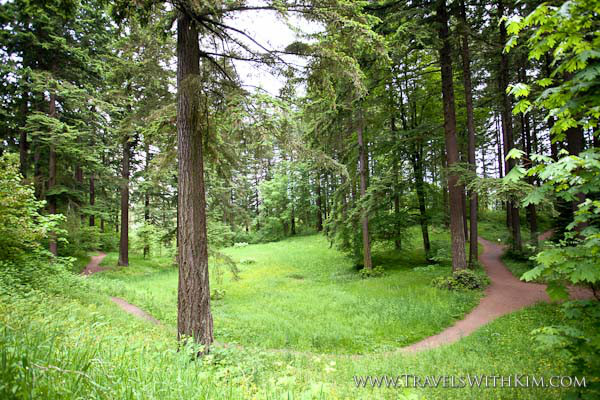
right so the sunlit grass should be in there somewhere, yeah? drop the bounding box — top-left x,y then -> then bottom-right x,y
94,229 -> 481,354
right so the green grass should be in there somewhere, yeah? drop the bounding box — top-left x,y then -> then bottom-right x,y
0,284 -> 577,399
0,225 -> 589,399
94,230 -> 481,354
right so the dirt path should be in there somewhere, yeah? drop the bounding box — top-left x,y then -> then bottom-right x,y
110,296 -> 161,325
80,252 -> 107,276
401,235 -> 592,353
81,252 -> 161,325
82,234 -> 593,354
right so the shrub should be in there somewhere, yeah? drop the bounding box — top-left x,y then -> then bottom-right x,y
432,269 -> 489,290
0,154 -> 64,261
359,265 -> 385,279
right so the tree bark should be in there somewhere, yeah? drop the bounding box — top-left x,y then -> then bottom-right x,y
19,95 -> 29,179
176,13 -> 213,351
144,143 -> 151,258
459,0 -> 478,266
48,91 -> 58,256
357,108 -> 373,270
498,0 -> 522,252
89,174 -> 95,227
519,64 -> 538,247
412,144 -> 431,260
316,172 -> 323,232
118,130 -> 130,266
437,0 -> 468,270
391,116 -> 402,250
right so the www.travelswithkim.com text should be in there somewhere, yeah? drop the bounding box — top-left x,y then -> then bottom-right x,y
353,374 -> 587,389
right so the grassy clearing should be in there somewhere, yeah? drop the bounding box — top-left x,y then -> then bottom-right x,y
0,281 -> 576,399
1,225 -> 587,399
94,229 -> 481,354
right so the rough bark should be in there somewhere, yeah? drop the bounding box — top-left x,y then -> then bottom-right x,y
176,13 -> 213,351
459,0 -> 478,266
437,0 -> 468,271
357,109 -> 373,270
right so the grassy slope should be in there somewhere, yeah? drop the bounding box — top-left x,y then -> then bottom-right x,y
94,230 -> 480,354
0,282 -> 573,399
0,224 -> 583,399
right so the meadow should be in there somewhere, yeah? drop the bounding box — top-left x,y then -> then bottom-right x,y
0,224 -> 580,399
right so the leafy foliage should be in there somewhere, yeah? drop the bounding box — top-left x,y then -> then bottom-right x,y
0,154 -> 64,260
432,269 -> 490,291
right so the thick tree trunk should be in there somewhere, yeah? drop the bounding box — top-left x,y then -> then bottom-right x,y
437,0 -> 467,271
459,0 -> 478,266
48,91 -> 58,256
176,13 -> 213,351
498,0 -> 522,252
118,132 -> 129,266
357,109 -> 373,270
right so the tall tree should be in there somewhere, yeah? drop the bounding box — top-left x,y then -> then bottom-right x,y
437,0 -> 467,270
498,0 -> 522,253
458,0 -> 478,266
175,11 -> 213,350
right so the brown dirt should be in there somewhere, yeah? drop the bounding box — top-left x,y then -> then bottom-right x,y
80,252 -> 107,276
80,252 -> 160,325
110,296 -> 160,325
401,235 -> 593,353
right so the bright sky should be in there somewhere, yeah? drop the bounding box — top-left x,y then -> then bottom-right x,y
226,7 -> 322,96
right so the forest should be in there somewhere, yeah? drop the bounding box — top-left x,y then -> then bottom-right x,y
0,0 -> 599,398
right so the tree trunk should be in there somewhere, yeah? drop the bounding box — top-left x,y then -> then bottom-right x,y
118,130 -> 130,266
48,91 -> 58,256
176,13 -> 213,351
519,65 -> 538,247
144,144 -> 151,258
316,172 -> 323,232
437,0 -> 467,271
19,95 -> 28,179
459,0 -> 478,266
391,117 -> 402,250
357,108 -> 373,270
89,174 -> 95,227
412,145 -> 431,260
499,0 -> 522,253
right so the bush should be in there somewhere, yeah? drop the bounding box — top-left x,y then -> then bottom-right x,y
0,154 -> 64,261
359,265 -> 385,279
432,269 -> 489,290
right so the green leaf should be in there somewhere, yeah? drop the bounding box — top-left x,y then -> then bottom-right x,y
503,166 -> 526,183
546,281 -> 569,301
506,148 -> 525,160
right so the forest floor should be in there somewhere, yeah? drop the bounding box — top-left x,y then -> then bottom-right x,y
2,224 -> 590,399
86,233 -> 592,355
